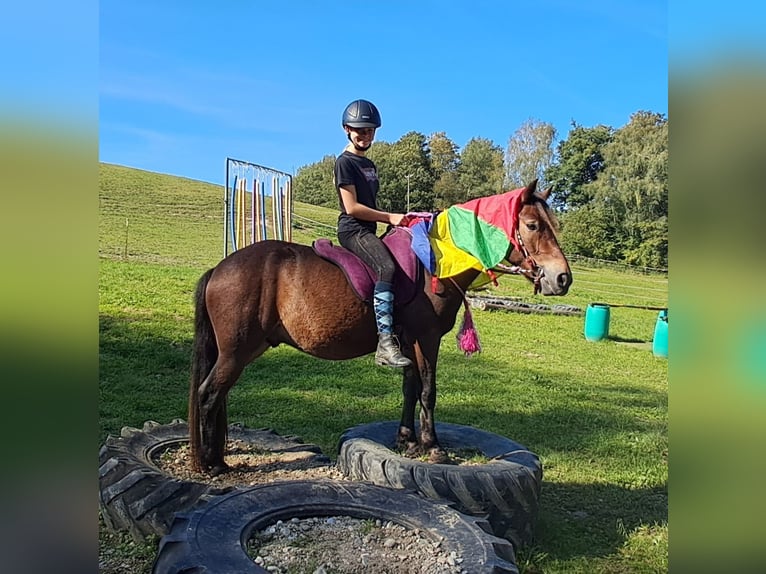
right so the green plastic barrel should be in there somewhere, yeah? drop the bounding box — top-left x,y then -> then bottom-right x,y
652,309 -> 668,358
584,303 -> 610,342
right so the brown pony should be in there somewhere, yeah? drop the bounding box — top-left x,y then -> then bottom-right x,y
188,180 -> 572,474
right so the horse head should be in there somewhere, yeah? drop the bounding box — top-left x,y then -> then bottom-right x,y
507,180 -> 572,296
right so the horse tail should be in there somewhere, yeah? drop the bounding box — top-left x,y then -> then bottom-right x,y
188,267 -> 217,471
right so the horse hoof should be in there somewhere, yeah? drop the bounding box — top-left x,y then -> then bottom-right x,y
396,426 -> 416,445
428,448 -> 450,464
208,462 -> 230,477
404,443 -> 421,458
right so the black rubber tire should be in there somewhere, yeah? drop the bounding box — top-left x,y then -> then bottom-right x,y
98,419 -> 331,543
152,479 -> 519,574
337,421 -> 542,549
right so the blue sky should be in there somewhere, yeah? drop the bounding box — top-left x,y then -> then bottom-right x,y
99,1 -> 669,185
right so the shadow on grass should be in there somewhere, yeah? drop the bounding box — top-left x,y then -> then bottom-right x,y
609,334 -> 649,344
533,480 -> 667,561
99,314 -> 193,441
100,312 -> 418,443
100,311 -> 667,563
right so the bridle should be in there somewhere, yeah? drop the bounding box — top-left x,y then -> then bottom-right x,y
492,228 -> 543,294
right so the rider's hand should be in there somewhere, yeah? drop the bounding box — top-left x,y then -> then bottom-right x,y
389,213 -> 409,226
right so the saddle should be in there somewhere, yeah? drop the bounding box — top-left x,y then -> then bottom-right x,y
312,227 -> 419,306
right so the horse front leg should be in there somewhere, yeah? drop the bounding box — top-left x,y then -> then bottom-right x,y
397,361 -> 420,456
416,338 -> 449,464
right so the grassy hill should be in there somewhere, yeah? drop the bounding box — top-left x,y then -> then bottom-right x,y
99,162 -> 341,268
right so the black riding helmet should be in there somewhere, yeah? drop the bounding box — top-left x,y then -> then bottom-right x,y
342,99 -> 381,128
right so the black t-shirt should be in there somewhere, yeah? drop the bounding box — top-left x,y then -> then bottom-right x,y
334,150 -> 379,237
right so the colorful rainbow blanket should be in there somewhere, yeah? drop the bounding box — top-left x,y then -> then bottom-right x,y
407,187 -> 525,290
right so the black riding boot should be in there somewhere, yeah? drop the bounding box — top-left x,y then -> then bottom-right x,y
373,282 -> 411,368
375,333 -> 411,368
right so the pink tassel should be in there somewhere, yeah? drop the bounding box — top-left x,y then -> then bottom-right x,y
456,304 -> 481,356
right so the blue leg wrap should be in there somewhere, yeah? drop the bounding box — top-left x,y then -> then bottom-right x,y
373,281 -> 394,335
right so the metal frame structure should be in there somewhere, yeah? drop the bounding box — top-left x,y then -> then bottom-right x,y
223,158 -> 293,258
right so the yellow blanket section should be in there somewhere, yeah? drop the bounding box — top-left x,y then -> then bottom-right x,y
429,212 -> 494,290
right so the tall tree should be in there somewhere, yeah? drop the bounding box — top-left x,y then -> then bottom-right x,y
545,122 -> 614,211
371,131 -> 435,212
428,131 -> 459,177
504,119 -> 556,188
292,155 -> 336,207
365,140 -> 394,210
582,111 -> 668,267
428,132 -> 460,209
457,137 -> 504,202
558,203 -> 623,261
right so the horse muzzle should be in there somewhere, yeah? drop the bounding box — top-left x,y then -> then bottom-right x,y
538,267 -> 572,296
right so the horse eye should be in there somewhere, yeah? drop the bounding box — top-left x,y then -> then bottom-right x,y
525,222 -> 538,232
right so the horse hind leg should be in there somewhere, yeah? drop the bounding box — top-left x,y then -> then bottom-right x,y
196,355 -> 246,475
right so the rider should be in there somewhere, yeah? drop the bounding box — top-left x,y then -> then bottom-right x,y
334,99 -> 412,369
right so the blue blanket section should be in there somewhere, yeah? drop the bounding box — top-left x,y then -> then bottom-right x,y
409,216 -> 436,273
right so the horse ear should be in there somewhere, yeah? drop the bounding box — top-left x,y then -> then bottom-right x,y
521,179 -> 538,202
538,186 -> 553,201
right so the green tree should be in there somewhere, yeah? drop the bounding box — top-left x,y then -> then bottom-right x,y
545,122 -> 614,211
365,140 -> 393,210
433,170 -> 461,209
292,155 -> 336,207
428,132 -> 460,209
428,131 -> 459,177
559,203 -> 622,261
504,119 -> 556,188
457,137 -> 505,202
581,111 -> 668,267
371,131 -> 435,212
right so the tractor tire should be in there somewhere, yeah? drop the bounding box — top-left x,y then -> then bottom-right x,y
152,480 -> 519,574
98,419 -> 330,543
337,421 -> 542,549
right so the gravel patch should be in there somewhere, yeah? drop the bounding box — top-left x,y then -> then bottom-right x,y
152,439 -> 469,574
156,439 -> 347,487
249,516 -> 466,574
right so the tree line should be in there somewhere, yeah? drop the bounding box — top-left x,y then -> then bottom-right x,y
293,110 -> 668,269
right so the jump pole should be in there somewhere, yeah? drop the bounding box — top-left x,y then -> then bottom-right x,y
286,177 -> 293,242
250,179 -> 258,243
235,178 -> 244,248
253,179 -> 261,242
229,175 -> 238,251
271,175 -> 279,240
592,302 -> 668,311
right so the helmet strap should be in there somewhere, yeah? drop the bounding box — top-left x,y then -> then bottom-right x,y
347,132 -> 371,152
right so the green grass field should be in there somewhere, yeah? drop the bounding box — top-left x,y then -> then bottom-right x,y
99,162 -> 668,573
